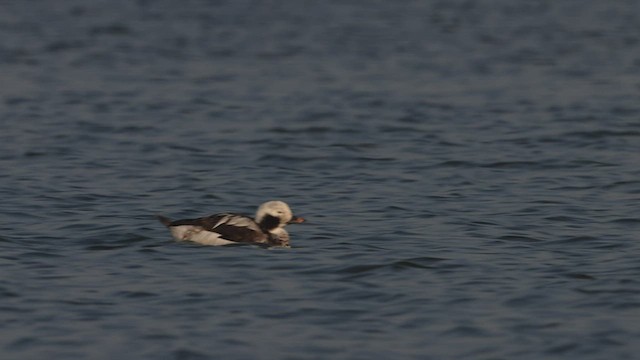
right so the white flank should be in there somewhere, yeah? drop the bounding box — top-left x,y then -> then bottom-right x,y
169,225 -> 235,246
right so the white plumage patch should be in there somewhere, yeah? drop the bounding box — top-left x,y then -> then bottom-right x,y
169,225 -> 236,246
214,214 -> 259,229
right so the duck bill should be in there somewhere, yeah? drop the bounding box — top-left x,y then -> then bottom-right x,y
288,216 -> 305,224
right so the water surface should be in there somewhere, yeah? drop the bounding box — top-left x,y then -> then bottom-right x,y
1,1 -> 639,359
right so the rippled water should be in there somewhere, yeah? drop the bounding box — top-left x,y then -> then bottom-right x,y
2,1 -> 640,359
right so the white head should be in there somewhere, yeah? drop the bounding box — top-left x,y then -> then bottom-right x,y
255,200 -> 304,232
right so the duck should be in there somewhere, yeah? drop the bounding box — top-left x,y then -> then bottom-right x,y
157,200 -> 304,247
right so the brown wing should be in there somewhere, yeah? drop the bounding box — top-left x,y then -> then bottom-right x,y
170,213 -> 268,243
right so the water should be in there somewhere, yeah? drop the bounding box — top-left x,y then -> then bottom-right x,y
1,1 -> 640,359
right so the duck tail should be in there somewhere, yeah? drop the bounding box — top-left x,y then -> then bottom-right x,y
156,215 -> 173,227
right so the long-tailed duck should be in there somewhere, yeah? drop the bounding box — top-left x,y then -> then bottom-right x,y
157,201 -> 304,247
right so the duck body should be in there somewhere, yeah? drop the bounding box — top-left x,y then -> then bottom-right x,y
158,201 -> 304,247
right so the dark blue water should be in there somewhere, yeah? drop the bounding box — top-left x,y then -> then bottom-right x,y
2,1 -> 640,359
